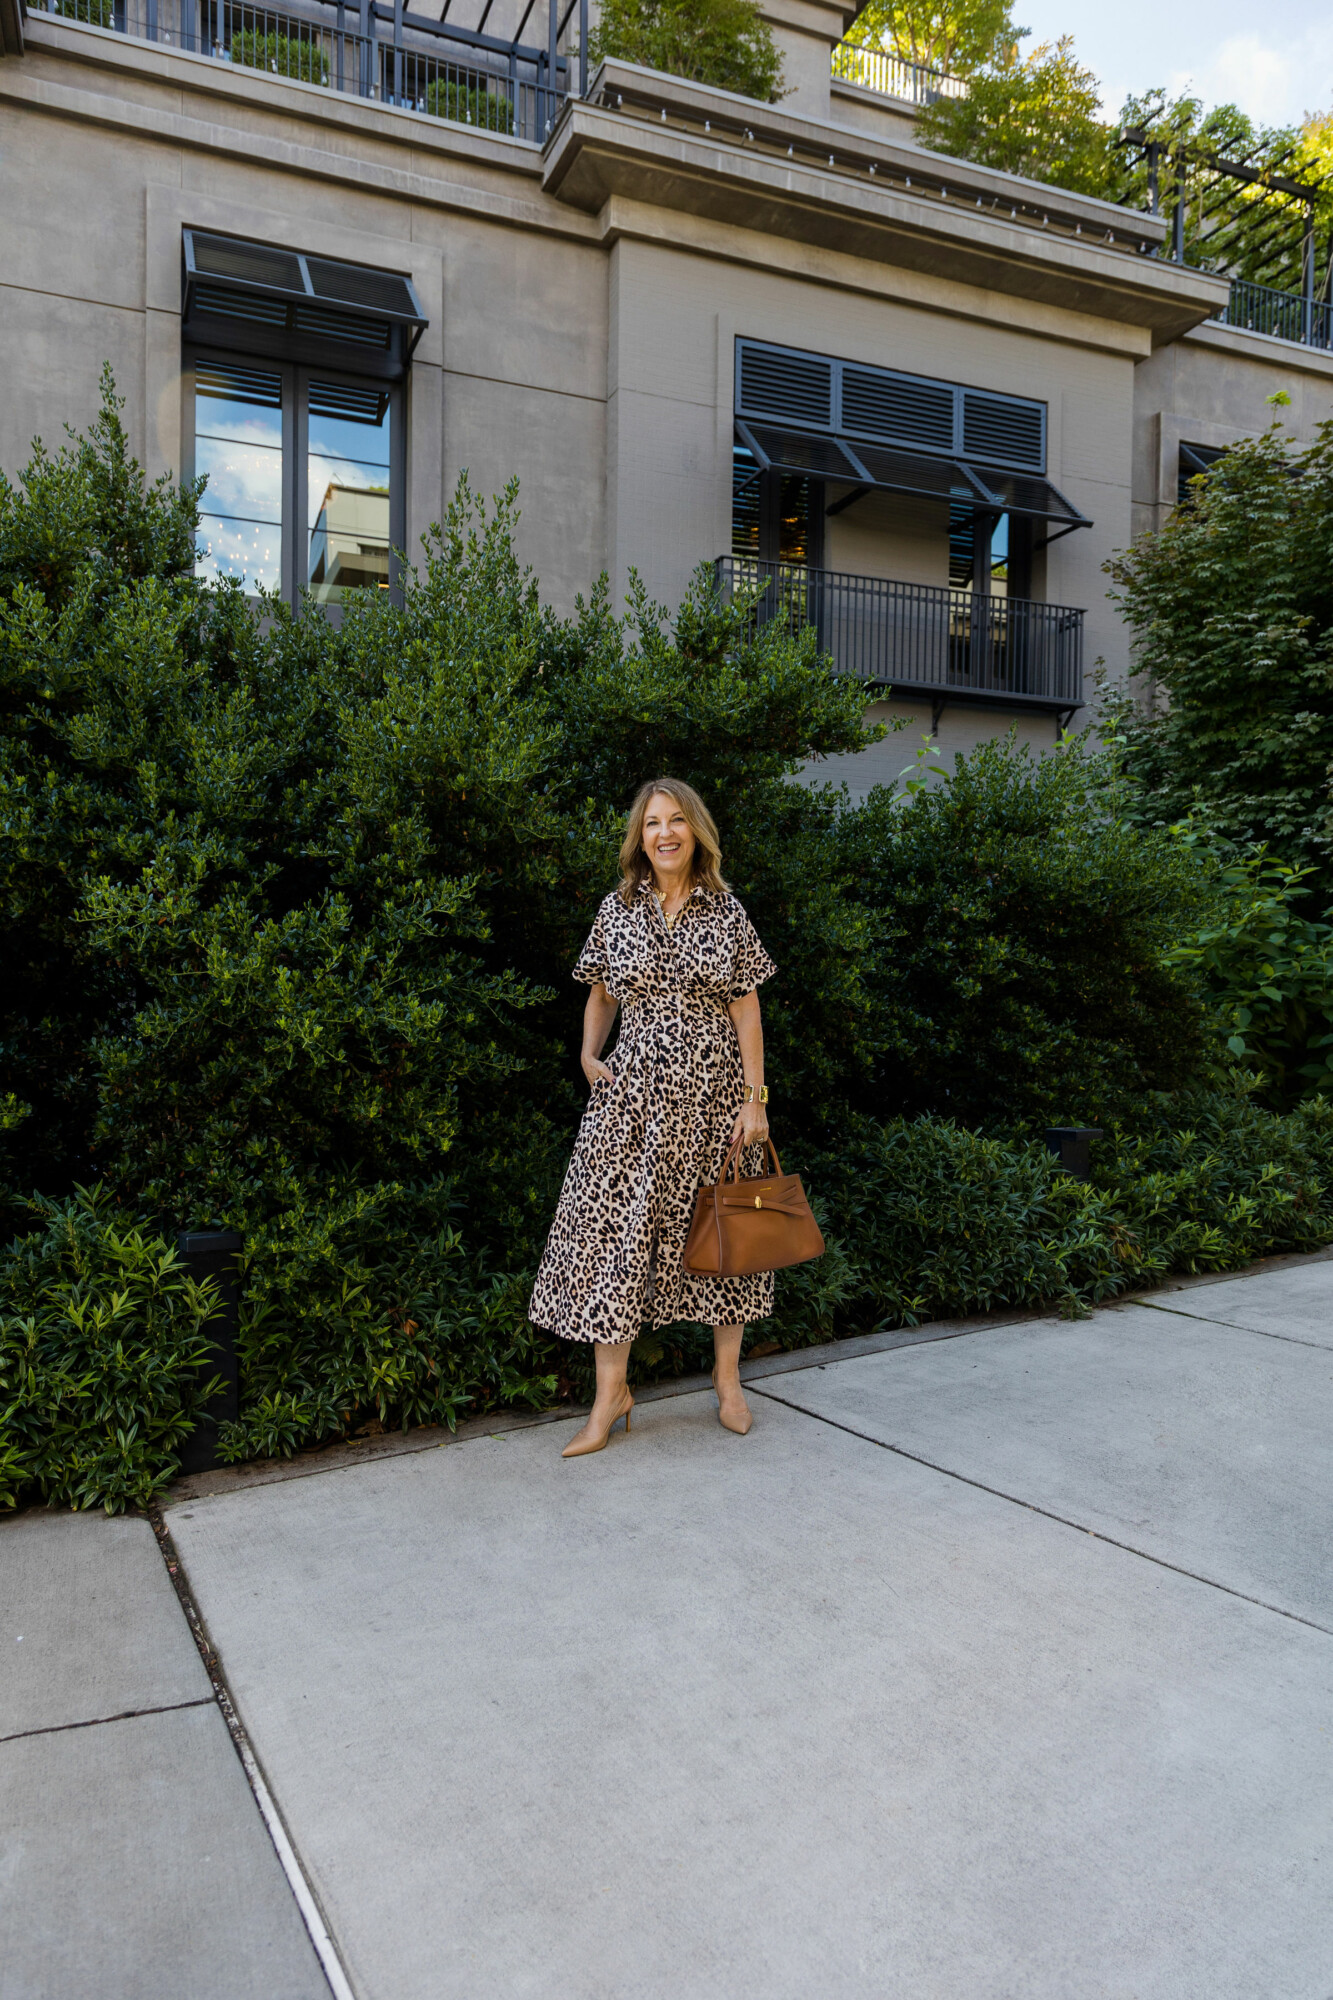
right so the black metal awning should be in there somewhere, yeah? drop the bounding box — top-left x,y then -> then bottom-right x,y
734,419 -> 1091,532
183,231 -> 428,382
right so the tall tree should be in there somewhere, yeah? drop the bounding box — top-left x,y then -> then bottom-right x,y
843,0 -> 1021,78
917,35 -> 1111,196
1106,424 -> 1333,894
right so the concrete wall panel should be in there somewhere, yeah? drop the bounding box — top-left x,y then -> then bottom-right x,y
606,240 -> 1136,692
799,696 -> 1061,800
0,288 -> 148,474
430,214 -> 607,403
445,374 -> 605,615
0,117 -> 164,314
825,492 -> 950,586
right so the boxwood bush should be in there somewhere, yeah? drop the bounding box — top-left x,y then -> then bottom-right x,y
2,381 -> 1330,1508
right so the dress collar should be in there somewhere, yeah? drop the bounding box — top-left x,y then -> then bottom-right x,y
638,876 -> 706,901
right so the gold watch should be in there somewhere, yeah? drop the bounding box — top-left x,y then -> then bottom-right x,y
744,1084 -> 770,1104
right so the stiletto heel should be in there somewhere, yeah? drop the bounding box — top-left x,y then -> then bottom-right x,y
712,1369 -> 753,1436
562,1387 -> 635,1457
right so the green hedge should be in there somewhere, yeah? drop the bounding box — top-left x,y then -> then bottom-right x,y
2,380 -> 1330,1508
230,30 -> 330,85
425,77 -> 515,133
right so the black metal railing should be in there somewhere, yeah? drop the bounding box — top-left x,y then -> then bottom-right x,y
35,0 -> 577,141
1216,276 -> 1333,350
715,557 -> 1084,712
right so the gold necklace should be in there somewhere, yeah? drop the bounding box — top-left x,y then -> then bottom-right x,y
654,885 -> 687,934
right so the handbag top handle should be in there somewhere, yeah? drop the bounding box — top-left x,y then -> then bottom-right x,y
724,1136 -> 784,1181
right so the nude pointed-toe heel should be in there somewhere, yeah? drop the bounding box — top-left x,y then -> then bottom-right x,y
712,1369 -> 753,1436
561,1388 -> 634,1458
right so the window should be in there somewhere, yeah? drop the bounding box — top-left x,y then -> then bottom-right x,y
731,444 -> 824,567
1177,442 -> 1226,506
181,231 -> 426,608
193,361 -> 285,594
949,507 -> 1033,599
187,357 -> 402,604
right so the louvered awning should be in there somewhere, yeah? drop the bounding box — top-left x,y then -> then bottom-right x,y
182,231 -> 427,382
735,421 -> 1089,528
733,337 -> 1091,533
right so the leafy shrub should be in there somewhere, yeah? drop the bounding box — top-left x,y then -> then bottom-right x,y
807,734 -> 1212,1130
0,1187 -> 220,1513
2,380 -> 1327,1508
425,76 -> 515,132
230,30 -> 330,85
804,1088 -> 1333,1337
1161,835 -> 1333,1107
840,0 -> 1018,78
1106,423 -> 1333,895
0,381 -> 870,1496
589,0 -> 784,102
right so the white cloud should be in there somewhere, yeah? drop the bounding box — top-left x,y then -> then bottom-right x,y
1021,0 -> 1333,130
1163,25 -> 1333,125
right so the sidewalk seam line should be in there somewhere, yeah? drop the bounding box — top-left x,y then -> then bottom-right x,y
0,1697 -> 213,1746
751,1388 -> 1333,1640
1125,1298 -> 1332,1352
147,1504 -> 360,2000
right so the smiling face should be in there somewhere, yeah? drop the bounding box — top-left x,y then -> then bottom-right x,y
642,791 -> 697,893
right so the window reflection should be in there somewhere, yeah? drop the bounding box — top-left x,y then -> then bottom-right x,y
193,363 -> 284,591
306,381 -> 392,602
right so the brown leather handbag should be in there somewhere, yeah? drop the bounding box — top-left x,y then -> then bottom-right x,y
682,1137 -> 825,1278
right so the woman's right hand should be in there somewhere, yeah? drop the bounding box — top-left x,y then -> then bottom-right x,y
581,1054 -> 614,1090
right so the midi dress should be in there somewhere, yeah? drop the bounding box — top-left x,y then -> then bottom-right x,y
528,879 -> 778,1345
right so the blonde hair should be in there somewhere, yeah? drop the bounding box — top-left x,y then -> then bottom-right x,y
617,778 -> 728,906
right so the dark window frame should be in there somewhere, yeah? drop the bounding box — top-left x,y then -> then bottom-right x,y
182,346 -> 407,609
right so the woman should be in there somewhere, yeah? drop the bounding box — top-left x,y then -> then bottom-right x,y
529,778 -> 776,1457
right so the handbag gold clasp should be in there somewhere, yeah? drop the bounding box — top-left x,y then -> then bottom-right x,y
754,1195 -> 762,1207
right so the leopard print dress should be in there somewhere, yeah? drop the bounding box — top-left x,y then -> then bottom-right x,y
528,880 -> 777,1345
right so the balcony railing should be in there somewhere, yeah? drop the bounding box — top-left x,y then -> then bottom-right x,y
830,40 -> 967,107
716,558 -> 1084,714
1215,276 -> 1333,350
32,0 -> 578,141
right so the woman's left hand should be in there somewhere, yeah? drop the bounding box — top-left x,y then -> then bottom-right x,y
729,1098 -> 770,1150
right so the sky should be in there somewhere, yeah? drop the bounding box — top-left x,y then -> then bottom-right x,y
1011,0 -> 1333,130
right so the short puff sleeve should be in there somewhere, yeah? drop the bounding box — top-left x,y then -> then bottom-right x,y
729,900 -> 777,1001
573,901 -> 610,989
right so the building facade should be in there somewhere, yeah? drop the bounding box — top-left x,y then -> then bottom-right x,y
3,0 -> 1332,792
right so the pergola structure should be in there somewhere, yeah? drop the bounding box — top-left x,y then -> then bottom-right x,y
1118,125 -> 1332,345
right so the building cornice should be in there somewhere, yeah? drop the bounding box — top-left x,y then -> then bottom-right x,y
7,23 -> 1230,351
1181,316 -> 1333,381
546,70 -> 1228,346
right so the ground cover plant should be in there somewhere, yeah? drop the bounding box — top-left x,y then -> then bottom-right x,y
3,382 -> 1332,1509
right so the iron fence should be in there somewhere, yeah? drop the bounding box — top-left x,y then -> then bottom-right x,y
715,557 -> 1084,712
35,0 -> 571,141
830,40 -> 967,106
1217,276 -> 1333,350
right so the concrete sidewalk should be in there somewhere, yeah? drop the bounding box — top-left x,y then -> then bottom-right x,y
4,1255 -> 1332,1998
0,1512 -> 328,2000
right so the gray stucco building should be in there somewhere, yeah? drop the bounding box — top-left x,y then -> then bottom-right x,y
2,0 -> 1331,791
